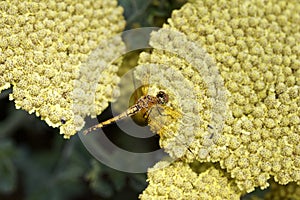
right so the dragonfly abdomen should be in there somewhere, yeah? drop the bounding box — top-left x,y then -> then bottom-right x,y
83,91 -> 168,135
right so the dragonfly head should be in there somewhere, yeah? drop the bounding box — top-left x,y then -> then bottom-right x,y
156,91 -> 169,105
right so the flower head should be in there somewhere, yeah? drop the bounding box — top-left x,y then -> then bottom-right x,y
0,0 -> 126,138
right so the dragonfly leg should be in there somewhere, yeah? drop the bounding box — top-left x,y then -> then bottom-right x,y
143,108 -> 152,123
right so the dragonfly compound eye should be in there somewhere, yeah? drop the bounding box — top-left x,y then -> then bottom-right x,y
156,91 -> 169,104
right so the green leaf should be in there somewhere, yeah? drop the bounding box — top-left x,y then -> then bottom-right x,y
91,178 -> 114,198
0,156 -> 16,193
0,139 -> 17,193
129,174 -> 147,191
119,0 -> 152,25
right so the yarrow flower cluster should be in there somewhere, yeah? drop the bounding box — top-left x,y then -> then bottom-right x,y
140,161 -> 241,200
0,0 -> 125,138
137,0 -> 300,197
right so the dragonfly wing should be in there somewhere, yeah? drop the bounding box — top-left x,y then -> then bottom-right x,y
147,105 -> 182,134
129,67 -> 150,126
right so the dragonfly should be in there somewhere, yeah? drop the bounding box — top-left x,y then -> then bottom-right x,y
83,89 -> 169,135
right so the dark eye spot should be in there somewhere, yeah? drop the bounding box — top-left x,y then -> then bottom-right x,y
156,91 -> 164,98
61,119 -> 66,124
156,91 -> 168,104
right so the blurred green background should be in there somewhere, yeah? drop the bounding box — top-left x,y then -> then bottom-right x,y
0,1 -> 186,199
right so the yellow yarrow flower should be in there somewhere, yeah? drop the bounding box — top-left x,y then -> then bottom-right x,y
0,0 -> 126,138
137,0 -> 300,194
140,161 -> 241,200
